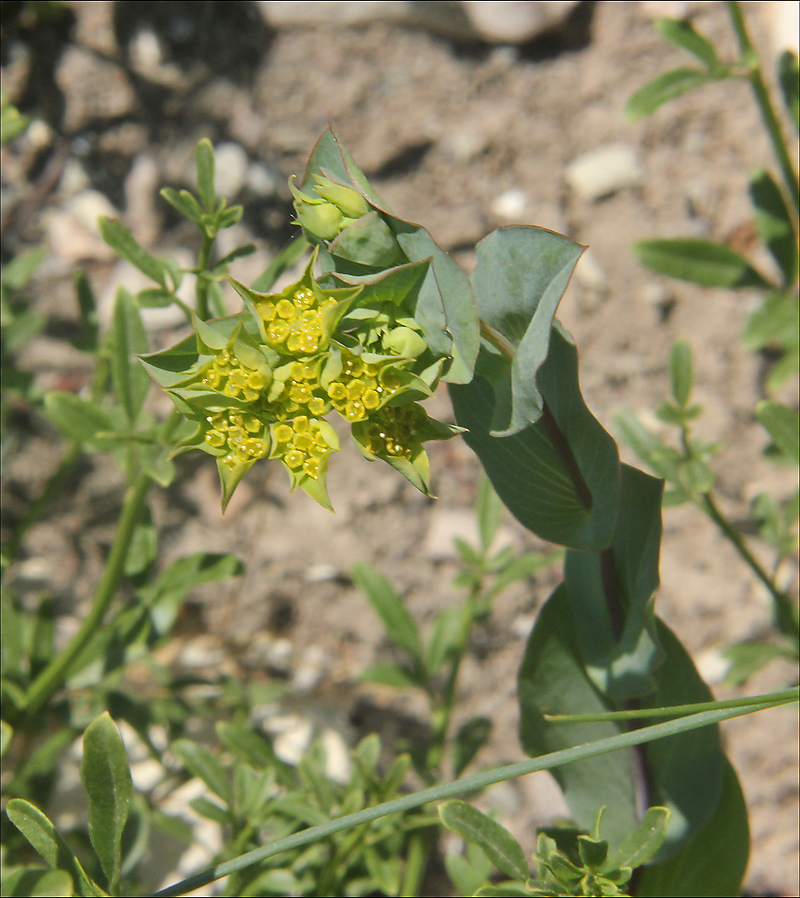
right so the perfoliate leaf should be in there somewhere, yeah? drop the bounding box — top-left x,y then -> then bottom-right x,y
633,238 -> 771,288
626,68 -> 713,121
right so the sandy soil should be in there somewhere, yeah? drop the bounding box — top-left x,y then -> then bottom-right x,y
2,1 -> 797,895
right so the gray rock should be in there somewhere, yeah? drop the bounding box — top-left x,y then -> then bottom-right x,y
212,142 -> 249,199
565,144 -> 644,202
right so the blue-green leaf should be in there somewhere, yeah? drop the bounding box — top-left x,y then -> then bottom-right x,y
518,586 -> 639,852
637,760 -> 748,896
450,326 -> 620,551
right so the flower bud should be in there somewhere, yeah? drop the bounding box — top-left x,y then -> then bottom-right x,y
312,175 -> 370,220
383,325 -> 428,359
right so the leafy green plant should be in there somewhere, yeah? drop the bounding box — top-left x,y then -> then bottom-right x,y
3,10 -> 798,890
620,1 -> 799,684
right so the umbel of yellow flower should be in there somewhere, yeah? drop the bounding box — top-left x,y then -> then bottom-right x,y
142,250 -> 462,511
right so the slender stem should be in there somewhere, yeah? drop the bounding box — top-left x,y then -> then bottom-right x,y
426,586 -> 479,774
195,232 -> 214,321
152,697 -> 791,898
700,491 -> 798,637
545,687 -> 799,722
21,471 -> 151,718
726,0 -> 800,218
19,410 -> 182,720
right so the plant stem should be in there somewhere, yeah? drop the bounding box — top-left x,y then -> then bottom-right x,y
21,471 -> 151,718
400,829 -> 430,897
20,411 -> 182,720
195,232 -> 214,321
700,490 -> 799,637
726,0 -> 800,218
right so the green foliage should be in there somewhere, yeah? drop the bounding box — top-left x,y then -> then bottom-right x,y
3,27 -> 798,895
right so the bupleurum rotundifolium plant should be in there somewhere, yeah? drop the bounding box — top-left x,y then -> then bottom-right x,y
143,166 -> 467,510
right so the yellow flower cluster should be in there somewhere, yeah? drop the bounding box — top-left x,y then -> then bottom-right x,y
256,286 -> 337,355
201,348 -> 270,402
271,414 -> 335,481
325,353 -> 402,423
204,409 -> 268,469
359,403 -> 427,460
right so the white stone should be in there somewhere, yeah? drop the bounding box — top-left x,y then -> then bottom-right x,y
695,648 -> 731,685
574,247 -> 608,293
246,161 -> 280,197
565,144 -> 644,202
213,142 -> 249,199
463,0 -> 578,44
491,188 -> 528,222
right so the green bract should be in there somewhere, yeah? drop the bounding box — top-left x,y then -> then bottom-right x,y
143,210 -> 463,510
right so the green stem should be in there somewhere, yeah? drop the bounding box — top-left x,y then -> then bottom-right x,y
726,0 -> 800,217
426,588 -> 479,774
20,411 -> 182,720
152,695 -> 792,898
21,471 -> 151,718
195,233 -> 214,321
700,490 -> 799,638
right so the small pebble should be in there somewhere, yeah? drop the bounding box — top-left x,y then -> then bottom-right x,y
565,144 -> 643,202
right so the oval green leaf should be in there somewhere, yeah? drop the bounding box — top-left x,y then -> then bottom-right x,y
633,238 -> 771,288
439,800 -> 529,881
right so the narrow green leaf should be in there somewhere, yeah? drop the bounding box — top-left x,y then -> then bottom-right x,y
214,244 -> 257,270
669,340 -> 693,407
474,885 -> 529,897
1,720 -> 12,756
73,270 -> 99,350
606,806 -> 670,871
160,187 -> 204,223
81,713 -> 132,893
756,401 -> 799,463
633,238 -> 771,288
5,800 -> 105,897
637,761 -> 748,897
351,563 -> 423,663
99,218 -> 166,287
476,473 -> 503,552
453,716 -> 493,777
1,867 -> 74,897
626,68 -> 713,121
43,392 -> 114,446
722,640 -> 792,686
216,722 -> 275,770
439,800 -> 529,881
136,288 -> 176,308
172,740 -> 231,804
743,290 -> 799,350
111,289 -> 150,424
1,245 -> 47,291
195,139 -> 216,211
655,19 -> 719,68
749,169 -> 798,286
424,606 -> 463,676
778,51 -> 799,132
358,663 -> 421,689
